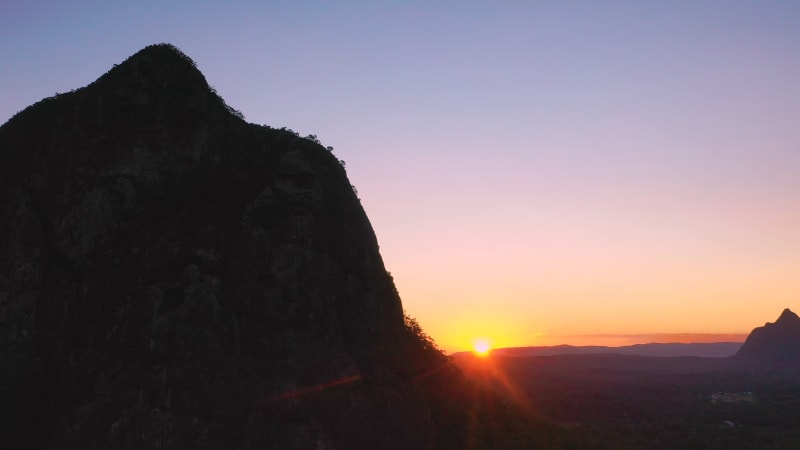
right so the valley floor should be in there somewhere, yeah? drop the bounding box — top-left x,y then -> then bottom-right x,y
456,353 -> 800,449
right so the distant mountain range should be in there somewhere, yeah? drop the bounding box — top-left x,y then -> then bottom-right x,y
455,309 -> 800,368
455,342 -> 743,358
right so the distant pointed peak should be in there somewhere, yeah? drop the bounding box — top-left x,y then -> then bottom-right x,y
776,308 -> 800,324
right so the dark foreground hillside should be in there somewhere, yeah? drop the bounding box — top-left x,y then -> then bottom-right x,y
0,44 -> 580,449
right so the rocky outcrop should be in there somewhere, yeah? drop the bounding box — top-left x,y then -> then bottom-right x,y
0,44 -> 440,449
734,308 -> 800,368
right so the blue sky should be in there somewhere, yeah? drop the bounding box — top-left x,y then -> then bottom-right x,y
3,1 -> 799,351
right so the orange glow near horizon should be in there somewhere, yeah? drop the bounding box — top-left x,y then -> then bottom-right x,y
437,327 -> 749,355
394,271 -> 782,354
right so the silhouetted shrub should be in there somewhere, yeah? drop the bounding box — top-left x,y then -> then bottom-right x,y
404,314 -> 442,355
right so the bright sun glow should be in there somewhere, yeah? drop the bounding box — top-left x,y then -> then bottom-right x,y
472,338 -> 492,356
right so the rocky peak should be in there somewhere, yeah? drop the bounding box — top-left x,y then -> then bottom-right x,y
0,44 -> 444,449
734,308 -> 800,367
89,43 -> 242,118
775,308 -> 800,325
100,43 -> 208,90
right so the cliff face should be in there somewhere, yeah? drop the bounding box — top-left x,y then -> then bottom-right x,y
734,308 -> 800,367
0,44 -> 437,449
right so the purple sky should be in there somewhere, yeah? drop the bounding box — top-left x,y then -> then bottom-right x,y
3,1 -> 799,351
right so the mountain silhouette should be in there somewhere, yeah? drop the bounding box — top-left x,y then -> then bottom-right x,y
0,44 -> 455,449
734,308 -> 800,367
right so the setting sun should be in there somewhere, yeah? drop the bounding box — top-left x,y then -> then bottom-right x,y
472,338 -> 492,356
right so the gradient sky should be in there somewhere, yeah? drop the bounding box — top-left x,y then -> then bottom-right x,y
3,1 -> 799,352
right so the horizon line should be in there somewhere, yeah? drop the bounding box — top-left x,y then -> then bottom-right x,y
444,333 -> 749,354
530,333 -> 747,348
